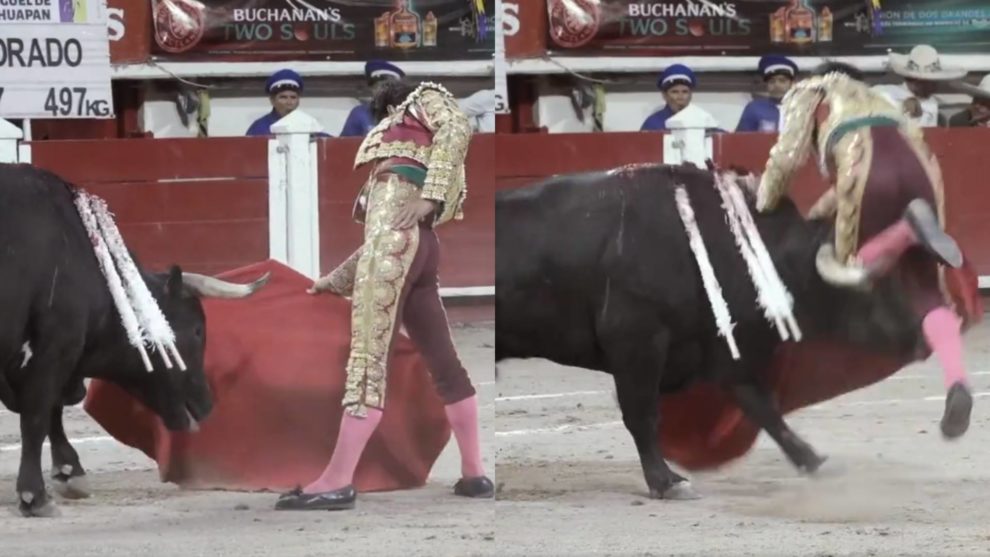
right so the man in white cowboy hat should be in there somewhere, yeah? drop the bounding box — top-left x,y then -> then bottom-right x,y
949,74 -> 990,127
872,44 -> 966,127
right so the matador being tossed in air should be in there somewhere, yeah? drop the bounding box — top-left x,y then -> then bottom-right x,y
756,63 -> 973,442
276,80 -> 493,511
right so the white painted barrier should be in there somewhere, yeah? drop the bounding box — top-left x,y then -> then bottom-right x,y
268,110 -> 324,281
0,119 -> 24,164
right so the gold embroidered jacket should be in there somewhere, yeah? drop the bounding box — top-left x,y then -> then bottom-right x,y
756,72 -> 910,212
353,82 -> 472,226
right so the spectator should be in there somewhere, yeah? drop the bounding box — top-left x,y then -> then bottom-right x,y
246,69 -> 314,136
949,74 -> 990,128
873,45 -> 965,128
458,89 -> 496,133
641,64 -> 698,131
736,55 -> 797,132
339,60 -> 405,137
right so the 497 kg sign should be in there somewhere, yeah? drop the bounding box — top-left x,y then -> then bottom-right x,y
0,3 -> 115,119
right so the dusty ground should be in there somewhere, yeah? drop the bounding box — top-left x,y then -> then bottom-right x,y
496,322 -> 990,556
0,324 -> 495,557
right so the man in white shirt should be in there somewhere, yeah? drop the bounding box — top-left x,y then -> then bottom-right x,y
872,45 -> 966,127
458,89 -> 495,133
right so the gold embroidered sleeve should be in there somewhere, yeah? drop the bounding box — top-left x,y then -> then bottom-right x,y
757,81 -> 824,212
313,247 -> 361,297
418,89 -> 472,224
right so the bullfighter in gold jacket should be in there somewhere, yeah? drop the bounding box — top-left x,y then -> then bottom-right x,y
756,63 -> 974,441
276,81 -> 492,511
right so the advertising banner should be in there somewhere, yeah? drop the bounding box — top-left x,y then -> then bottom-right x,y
502,0 -> 547,58
546,0 -> 990,57
150,0 -> 494,62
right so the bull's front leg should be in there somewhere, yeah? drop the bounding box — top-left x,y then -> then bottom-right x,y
606,328 -> 700,500
49,404 -> 91,500
730,381 -> 827,474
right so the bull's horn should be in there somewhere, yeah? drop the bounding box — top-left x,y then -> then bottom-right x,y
815,244 -> 871,290
181,272 -> 270,298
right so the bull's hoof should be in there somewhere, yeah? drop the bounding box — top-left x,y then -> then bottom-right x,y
52,474 -> 92,500
650,480 -> 702,501
941,382 -> 973,440
798,453 -> 829,475
807,457 -> 847,479
18,493 -> 59,518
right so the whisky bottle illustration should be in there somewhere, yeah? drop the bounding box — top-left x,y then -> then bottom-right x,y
390,0 -> 421,49
784,0 -> 816,44
423,11 -> 437,47
770,7 -> 786,43
375,15 -> 389,48
819,6 -> 833,42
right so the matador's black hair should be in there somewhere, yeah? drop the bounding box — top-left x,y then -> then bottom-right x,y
371,79 -> 419,123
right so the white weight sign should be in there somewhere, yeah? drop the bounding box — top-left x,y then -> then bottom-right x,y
0,0 -> 115,119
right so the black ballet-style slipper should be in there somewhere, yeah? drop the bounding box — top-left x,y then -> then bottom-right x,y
941,381 -> 973,440
905,199 -> 963,268
274,485 -> 357,511
453,476 -> 495,498
276,486 -> 303,502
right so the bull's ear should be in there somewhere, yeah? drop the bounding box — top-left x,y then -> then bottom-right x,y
164,265 -> 184,299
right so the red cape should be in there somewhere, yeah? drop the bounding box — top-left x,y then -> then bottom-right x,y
83,260 -> 451,493
658,260 -> 983,470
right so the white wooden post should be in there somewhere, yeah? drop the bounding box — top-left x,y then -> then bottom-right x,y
662,104 -> 718,168
267,109 -> 325,280
0,119 -> 24,163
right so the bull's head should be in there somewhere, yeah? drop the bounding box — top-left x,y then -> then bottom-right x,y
752,195 -> 924,358
125,266 -> 269,433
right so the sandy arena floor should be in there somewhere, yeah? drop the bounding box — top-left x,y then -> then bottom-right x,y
4,319 -> 990,556
0,324 -> 495,557
495,322 -> 990,556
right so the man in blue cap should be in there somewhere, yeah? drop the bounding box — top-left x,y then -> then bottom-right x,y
736,55 -> 798,132
641,64 -> 697,131
246,69 -> 306,136
339,60 -> 405,137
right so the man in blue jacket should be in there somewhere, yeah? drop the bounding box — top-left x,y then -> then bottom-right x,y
641,64 -> 697,131
339,60 -> 405,137
736,55 -> 797,132
246,69 -> 306,136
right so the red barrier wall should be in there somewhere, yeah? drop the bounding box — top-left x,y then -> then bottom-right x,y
496,129 -> 990,275
27,134 -> 495,289
29,138 -> 269,276
318,134 -> 495,289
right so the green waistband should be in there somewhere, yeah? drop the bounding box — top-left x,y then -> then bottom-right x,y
826,116 -> 901,152
384,165 -> 427,186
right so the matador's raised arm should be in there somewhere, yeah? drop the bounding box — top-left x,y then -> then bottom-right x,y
413,85 -> 473,225
756,78 -> 827,212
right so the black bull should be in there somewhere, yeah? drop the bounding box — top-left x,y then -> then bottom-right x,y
495,163 -> 938,499
0,164 -> 267,517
